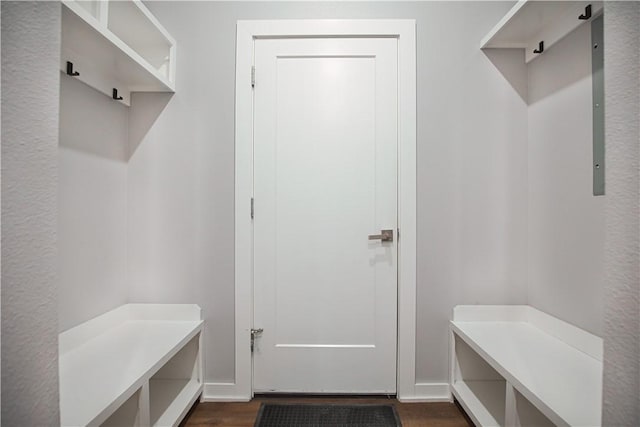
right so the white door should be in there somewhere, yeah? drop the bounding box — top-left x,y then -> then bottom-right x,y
253,37 -> 398,394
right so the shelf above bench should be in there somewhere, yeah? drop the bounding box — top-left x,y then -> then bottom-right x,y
450,305 -> 603,427
481,0 -> 603,63
61,0 -> 176,106
59,304 -> 203,427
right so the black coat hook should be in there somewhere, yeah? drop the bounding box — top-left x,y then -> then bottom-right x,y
579,4 -> 592,20
112,88 -> 123,101
533,41 -> 544,54
66,61 -> 80,76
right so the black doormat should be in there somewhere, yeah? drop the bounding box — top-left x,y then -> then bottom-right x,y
254,403 -> 402,427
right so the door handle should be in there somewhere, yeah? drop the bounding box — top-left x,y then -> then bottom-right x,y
368,229 -> 393,242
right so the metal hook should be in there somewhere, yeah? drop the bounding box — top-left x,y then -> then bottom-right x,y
579,4 -> 592,20
112,88 -> 123,101
66,61 -> 80,76
533,41 -> 544,54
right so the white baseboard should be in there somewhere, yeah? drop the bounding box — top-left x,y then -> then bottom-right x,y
203,382 -> 451,403
202,382 -> 251,402
398,383 -> 452,402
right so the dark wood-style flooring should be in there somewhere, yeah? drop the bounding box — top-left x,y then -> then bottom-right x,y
181,395 -> 474,427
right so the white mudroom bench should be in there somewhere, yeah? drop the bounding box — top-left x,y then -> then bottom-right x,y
59,304 -> 203,427
450,305 -> 602,427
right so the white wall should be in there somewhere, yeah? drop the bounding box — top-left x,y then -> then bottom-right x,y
602,2 -> 640,425
132,1 -> 528,387
527,23 -> 605,336
58,76 -> 129,332
1,2 -> 61,424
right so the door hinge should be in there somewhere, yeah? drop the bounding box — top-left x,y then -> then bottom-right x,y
251,66 -> 255,88
251,197 -> 254,219
397,228 -> 400,241
250,328 -> 263,353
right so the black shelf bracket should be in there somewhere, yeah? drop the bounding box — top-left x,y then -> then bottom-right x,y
66,61 -> 80,76
579,4 -> 592,20
533,41 -> 544,54
112,88 -> 123,101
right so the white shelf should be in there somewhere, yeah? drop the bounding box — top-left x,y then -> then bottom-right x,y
452,380 -> 506,427
59,304 -> 203,427
149,379 -> 202,427
61,0 -> 176,106
450,305 -> 603,427
481,0 -> 603,63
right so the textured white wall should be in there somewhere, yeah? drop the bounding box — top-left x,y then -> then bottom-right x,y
1,2 -> 61,424
58,76 -> 130,332
132,1 -> 527,385
527,23 -> 605,336
602,2 -> 640,425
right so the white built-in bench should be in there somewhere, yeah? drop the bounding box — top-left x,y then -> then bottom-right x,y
450,305 -> 602,427
59,304 -> 204,427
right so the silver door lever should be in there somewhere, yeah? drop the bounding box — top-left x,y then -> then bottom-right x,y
368,229 -> 393,242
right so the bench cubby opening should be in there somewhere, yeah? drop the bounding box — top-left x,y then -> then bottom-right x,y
509,386 -> 555,427
149,332 -> 202,426
452,335 -> 506,426
100,388 -> 143,427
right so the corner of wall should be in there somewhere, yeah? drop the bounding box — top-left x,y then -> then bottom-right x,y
602,2 -> 640,425
1,1 -> 62,424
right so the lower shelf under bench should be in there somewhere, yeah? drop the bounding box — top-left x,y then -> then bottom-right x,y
453,379 -> 506,426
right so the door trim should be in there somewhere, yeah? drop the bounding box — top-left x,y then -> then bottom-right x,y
234,19 -> 416,401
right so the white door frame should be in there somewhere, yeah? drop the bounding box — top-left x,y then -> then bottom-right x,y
232,19 -> 416,402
